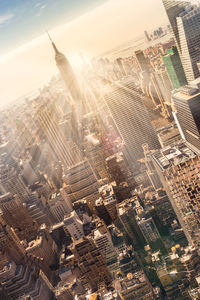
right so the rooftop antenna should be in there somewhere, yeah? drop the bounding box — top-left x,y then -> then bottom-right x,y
46,30 -> 59,54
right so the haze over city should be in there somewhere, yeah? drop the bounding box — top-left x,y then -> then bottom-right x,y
0,0 -> 168,106
2,0 -> 200,299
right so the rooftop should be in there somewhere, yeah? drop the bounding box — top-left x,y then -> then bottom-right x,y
172,78 -> 200,101
152,141 -> 196,171
26,236 -> 43,250
158,127 -> 180,142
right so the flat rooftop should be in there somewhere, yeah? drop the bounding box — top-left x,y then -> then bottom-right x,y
152,141 -> 196,170
158,127 -> 180,142
173,78 -> 200,101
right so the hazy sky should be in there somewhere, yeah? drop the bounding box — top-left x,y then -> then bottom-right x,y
0,0 -> 169,107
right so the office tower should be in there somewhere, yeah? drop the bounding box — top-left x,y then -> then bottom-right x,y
163,0 -> 200,82
104,77 -> 160,163
0,163 -> 30,201
0,142 -> 20,172
144,30 -> 151,42
151,141 -> 200,245
84,133 -> 109,180
92,226 -> 118,272
116,197 -> 145,248
178,246 -> 200,284
106,152 -> 136,189
0,193 -> 39,242
0,260 -> 54,300
55,285 -> 74,300
145,190 -> 178,235
29,142 -> 62,176
162,1 -> 190,49
157,266 -> 186,300
29,180 -> 52,202
48,33 -> 81,103
157,125 -> 181,148
37,102 -> 82,169
95,198 -> 112,226
118,271 -> 154,300
135,50 -> 151,73
138,217 -> 163,249
0,220 -> 26,269
73,199 -> 92,218
163,47 -> 187,89
15,119 -> 33,150
26,225 -> 58,274
49,222 -> 70,249
63,160 -> 99,213
51,163 -> 63,189
20,158 -> 38,186
48,190 -> 73,223
26,192 -> 52,226
143,143 -> 163,190
109,225 -> 128,254
0,145 -> 30,201
118,249 -> 139,276
71,236 -> 112,291
55,279 -> 85,300
150,71 -> 172,117
172,79 -> 200,151
63,211 -> 84,241
115,58 -> 126,77
99,184 -> 118,221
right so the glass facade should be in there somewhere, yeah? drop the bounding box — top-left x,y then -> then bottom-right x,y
163,46 -> 187,89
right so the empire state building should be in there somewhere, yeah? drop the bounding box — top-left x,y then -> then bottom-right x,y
48,33 -> 85,147
48,33 -> 82,103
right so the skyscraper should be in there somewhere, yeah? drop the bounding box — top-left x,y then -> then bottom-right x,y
151,141 -> 200,245
63,211 -> 84,241
71,236 -> 112,291
163,47 -> 187,89
0,220 -> 26,268
135,50 -> 151,73
63,160 -> 99,213
37,102 -> 82,169
0,193 -> 39,242
48,190 -> 73,223
162,0 -> 200,82
172,79 -> 200,151
0,260 -> 54,300
104,77 -> 160,163
0,143 -> 30,201
48,34 -> 86,146
0,163 -> 30,202
48,33 -> 81,103
162,1 -> 190,48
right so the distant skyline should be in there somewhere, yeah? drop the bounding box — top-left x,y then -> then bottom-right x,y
0,0 -> 169,107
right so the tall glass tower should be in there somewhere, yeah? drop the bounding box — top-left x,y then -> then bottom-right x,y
162,0 -> 200,82
104,77 -> 160,164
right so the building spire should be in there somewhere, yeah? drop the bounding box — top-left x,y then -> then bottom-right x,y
46,31 -> 59,55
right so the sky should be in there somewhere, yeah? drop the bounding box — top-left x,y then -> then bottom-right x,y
0,0 -> 169,107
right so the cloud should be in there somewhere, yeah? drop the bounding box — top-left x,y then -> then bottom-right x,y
35,2 -> 41,8
0,13 -> 14,25
40,5 -> 46,9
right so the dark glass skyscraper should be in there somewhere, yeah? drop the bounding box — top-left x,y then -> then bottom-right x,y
163,47 -> 187,89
